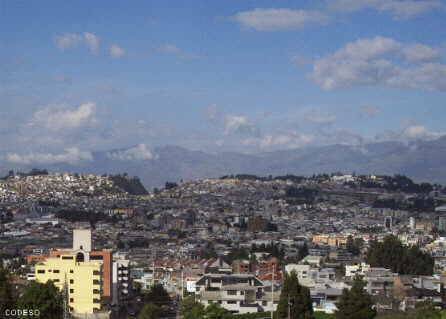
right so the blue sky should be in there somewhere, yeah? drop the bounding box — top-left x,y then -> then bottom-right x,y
1,0 -> 446,165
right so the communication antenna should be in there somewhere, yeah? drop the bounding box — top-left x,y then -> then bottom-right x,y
63,274 -> 70,319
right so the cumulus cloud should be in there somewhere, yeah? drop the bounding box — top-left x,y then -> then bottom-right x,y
243,131 -> 314,150
311,36 -> 446,91
232,8 -> 328,31
403,44 -> 441,62
6,147 -> 93,165
330,0 -> 442,19
55,33 -> 82,50
107,144 -> 155,161
109,44 -> 125,58
224,115 -> 260,136
375,124 -> 444,142
402,125 -> 443,140
54,32 -> 100,54
30,102 -> 96,131
84,32 -> 100,54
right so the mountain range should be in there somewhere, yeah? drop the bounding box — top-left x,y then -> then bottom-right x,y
4,136 -> 446,189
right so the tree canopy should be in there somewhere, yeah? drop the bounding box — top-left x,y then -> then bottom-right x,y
335,276 -> 376,319
0,266 -> 15,315
277,271 -> 314,319
138,303 -> 162,319
366,235 -> 434,275
18,281 -> 63,319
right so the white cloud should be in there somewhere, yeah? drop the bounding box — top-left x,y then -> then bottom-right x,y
375,124 -> 444,142
55,32 -> 101,54
311,36 -> 446,91
243,131 -> 314,150
224,115 -> 259,136
84,32 -> 100,54
403,44 -> 440,62
233,8 -> 328,31
30,102 -> 96,131
109,44 -> 125,58
402,125 -> 443,140
55,33 -> 82,50
106,144 -> 155,161
330,0 -> 442,19
6,147 -> 93,165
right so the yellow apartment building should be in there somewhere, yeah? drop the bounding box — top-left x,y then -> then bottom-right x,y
312,234 -> 348,247
35,252 -> 103,315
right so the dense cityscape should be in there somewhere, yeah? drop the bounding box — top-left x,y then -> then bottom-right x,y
1,171 -> 446,318
3,1 -> 446,318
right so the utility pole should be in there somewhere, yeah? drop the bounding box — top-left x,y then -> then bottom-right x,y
271,263 -> 275,319
63,274 -> 70,319
288,294 -> 291,319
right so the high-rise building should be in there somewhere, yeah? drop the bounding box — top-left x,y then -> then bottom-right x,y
33,229 -> 113,316
384,216 -> 392,229
409,217 -> 416,230
35,254 -> 102,314
439,216 -> 446,232
49,235 -> 113,300
112,256 -> 130,306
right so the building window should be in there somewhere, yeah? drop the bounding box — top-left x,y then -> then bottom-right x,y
93,289 -> 100,294
93,270 -> 101,276
70,279 -> 74,284
69,298 -> 74,303
227,300 -> 236,304
93,299 -> 101,304
70,289 -> 74,293
90,255 -> 103,261
227,290 -> 237,295
69,270 -> 73,273
53,270 -> 60,273
93,280 -> 100,285
53,279 -> 60,283
37,270 -> 45,274
62,256 -> 73,260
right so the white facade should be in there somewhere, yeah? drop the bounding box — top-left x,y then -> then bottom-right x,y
73,229 -> 92,252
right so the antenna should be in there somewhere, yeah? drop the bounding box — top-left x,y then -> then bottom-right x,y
63,274 -> 70,319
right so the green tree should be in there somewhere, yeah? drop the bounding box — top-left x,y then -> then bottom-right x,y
366,235 -> 433,275
181,296 -> 205,319
203,303 -> 232,319
0,266 -> 15,314
346,236 -> 363,256
143,284 -> 171,316
277,271 -> 314,319
138,303 -> 162,319
18,281 -> 63,319
335,276 -> 376,319
144,284 -> 171,306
